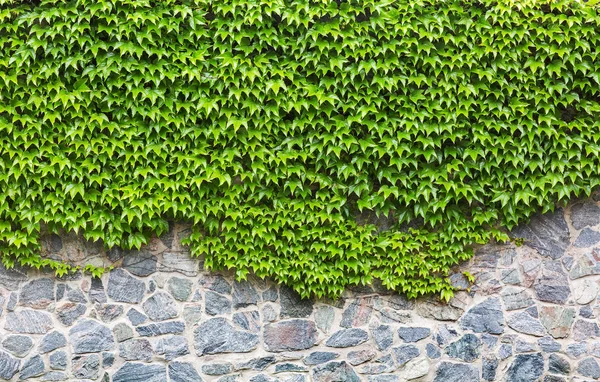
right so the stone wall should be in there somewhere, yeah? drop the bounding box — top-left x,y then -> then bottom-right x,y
0,201 -> 600,381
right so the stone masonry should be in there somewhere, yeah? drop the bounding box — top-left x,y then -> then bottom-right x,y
0,200 -> 600,381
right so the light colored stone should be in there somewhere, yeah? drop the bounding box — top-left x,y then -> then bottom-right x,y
398,357 -> 429,380
573,278 -> 599,304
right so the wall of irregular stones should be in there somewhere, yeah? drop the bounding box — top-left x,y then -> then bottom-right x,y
0,200 -> 600,381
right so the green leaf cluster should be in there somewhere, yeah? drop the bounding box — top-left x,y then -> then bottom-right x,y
1,0 -> 599,299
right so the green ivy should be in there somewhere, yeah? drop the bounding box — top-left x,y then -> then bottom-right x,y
0,0 -> 599,299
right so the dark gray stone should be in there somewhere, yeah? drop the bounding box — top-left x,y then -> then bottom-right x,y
233,310 -> 260,332
236,356 -> 276,371
357,354 -> 396,375
97,304 -> 124,322
56,303 -> 87,326
347,349 -> 376,365
202,363 -> 233,375
2,335 -> 33,358
274,363 -> 308,373
183,305 -> 202,326
580,305 -> 594,318
303,352 -> 339,365
498,343 -> 512,360
194,317 -> 259,355
578,357 -> 600,379
119,339 -> 153,362
233,281 -> 259,308
40,371 -> 68,381
372,325 -> 393,351
445,334 -> 482,362
169,361 -> 202,382
39,331 -> 66,354
392,344 -> 420,366
314,305 -> 335,333
200,275 -> 232,294
326,328 -> 368,348
127,308 -> 148,326
538,336 -> 561,352
136,321 -> 185,337
507,311 -> 546,337
341,298 -> 376,327
205,291 -> 232,316
0,351 -> 19,380
264,319 -> 317,352
435,325 -> 460,346
426,343 -> 441,359
143,292 -> 178,321
107,269 -> 145,303
49,351 -> 67,370
19,278 -> 55,308
5,309 -> 53,334
397,327 -> 431,343
123,252 -> 157,277
72,354 -> 100,379
549,354 -> 570,375
312,361 -> 360,382
574,228 -> 600,247
69,319 -> 115,354
113,362 -> 167,382
500,268 -> 521,285
433,361 -> 479,382
506,353 -> 544,382
113,322 -> 134,342
501,287 -> 535,311
159,252 -> 199,277
156,336 -> 189,360
6,292 -> 17,311
510,208 -> 569,259
515,338 -> 537,353
89,278 -> 107,304
167,277 -> 193,301
571,201 -> 600,229
482,356 -> 498,381
0,263 -> 27,290
459,297 -> 504,334
262,286 -> 278,302
534,261 -> 571,304
280,286 -> 313,318
249,375 -> 276,382
20,355 -> 45,380
102,352 -> 114,367
566,342 -> 587,358
66,287 -> 87,303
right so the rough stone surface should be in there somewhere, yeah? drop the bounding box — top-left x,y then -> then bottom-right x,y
156,336 -> 189,360
69,320 -> 115,354
326,328 -> 369,348
312,361 -> 360,382
397,327 -> 431,343
578,357 -> 600,379
510,208 -> 569,259
459,297 -> 504,334
142,292 -> 178,321
19,278 -> 55,308
49,351 -> 67,370
534,261 -> 571,304
571,201 -> 600,229
540,306 -> 576,339
445,334 -> 481,362
194,317 -> 259,355
2,335 -> 33,358
280,286 -> 313,318
119,339 -> 153,362
168,361 -> 202,382
264,320 -> 317,352
304,352 -> 339,365
123,252 -> 157,277
72,354 -> 100,379
136,321 -> 185,337
433,362 -> 479,382
205,291 -> 232,316
167,277 -> 193,301
507,311 -> 546,337
0,351 -> 20,380
392,344 -> 420,366
113,362 -> 167,382
107,269 -> 145,303
5,309 -> 53,334
372,325 -> 393,351
506,353 -> 544,382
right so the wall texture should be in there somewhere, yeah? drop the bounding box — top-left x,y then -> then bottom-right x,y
0,200 -> 600,381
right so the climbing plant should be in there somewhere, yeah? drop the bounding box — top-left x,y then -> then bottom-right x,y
1,0 -> 599,299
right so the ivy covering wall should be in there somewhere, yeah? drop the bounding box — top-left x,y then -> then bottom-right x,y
0,0 -> 599,299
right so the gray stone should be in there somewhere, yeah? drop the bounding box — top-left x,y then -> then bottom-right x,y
264,319 -> 317,352
392,344 -> 420,366
578,357 -> 600,379
549,353 -> 570,374
312,361 -> 360,382
0,351 -> 20,380
372,325 -> 393,351
113,362 -> 167,382
326,328 -> 368,348
507,311 -> 546,336
314,305 -> 335,333
566,342 -> 588,358
143,292 -> 178,321
40,371 -> 68,381
280,286 -> 313,318
205,291 -> 232,316
97,304 -> 123,322
498,343 -> 512,360
274,363 -> 308,373
435,325 -> 460,346
249,375 -> 277,382
534,261 -> 570,304
183,305 -> 202,326
236,356 -> 276,371
232,281 -> 259,308
0,263 -> 26,290
573,279 -> 599,304
202,363 -> 233,375
194,317 -> 259,355
233,310 -> 261,332
573,319 -> 600,341
581,305 -> 595,318
416,297 -> 465,321
200,275 -> 232,294
506,353 -> 544,382
119,338 -> 153,362
397,327 -> 431,343
368,376 -> 399,382
501,268 -> 521,285
347,349 -> 376,365
107,269 -> 146,303
123,252 -> 157,277
426,343 -> 441,359
72,354 -> 100,379
169,361 -> 202,382
341,297 -> 377,327
89,278 -> 107,304
515,338 -> 537,353
571,201 -> 600,229
459,297 -> 504,334
538,336 -> 561,352
5,309 -> 53,334
358,354 -> 396,374
69,319 -> 115,354
482,356 -> 498,381
262,286 -> 278,302
66,287 -> 87,303
501,287 -> 535,310
102,352 -> 114,367
570,251 -> 600,279
575,228 -> 600,247
20,355 -> 45,379
56,302 -> 86,325
127,308 -> 148,326
49,351 -> 67,370
540,306 -> 575,338
167,277 -> 193,301
156,336 -> 189,360
19,278 -> 55,308
6,292 -> 17,311
510,208 -> 569,259
433,361 -> 479,382
2,335 -> 33,357
159,252 -> 199,277
113,322 -> 134,342
445,334 -> 481,362
136,321 -> 185,337
303,352 -> 339,365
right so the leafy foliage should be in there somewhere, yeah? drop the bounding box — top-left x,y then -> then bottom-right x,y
0,0 -> 599,299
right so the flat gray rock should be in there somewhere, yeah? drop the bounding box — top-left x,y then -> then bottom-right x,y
5,309 -> 53,334
113,362 -> 167,382
69,319 -> 115,354
194,318 -> 259,355
107,269 -> 145,304
510,208 -> 569,259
